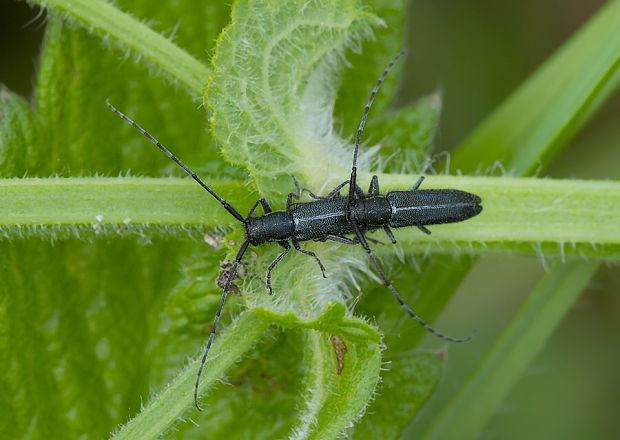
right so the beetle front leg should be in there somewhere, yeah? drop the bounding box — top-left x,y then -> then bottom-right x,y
247,198 -> 273,217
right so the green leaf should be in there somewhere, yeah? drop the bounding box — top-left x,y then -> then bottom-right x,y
113,311 -> 273,439
256,303 -> 382,439
353,351 -> 444,438
0,85 -> 39,175
334,0 -> 409,136
386,0 -> 620,349
453,0 -> 620,174
30,0 -> 210,94
114,303 -> 382,439
366,92 -> 443,172
2,2 -> 232,438
34,13 -> 217,175
418,261 -> 600,440
207,0 -> 379,196
0,237 -> 193,438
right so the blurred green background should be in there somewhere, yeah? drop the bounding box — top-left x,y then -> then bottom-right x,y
1,0 -> 618,438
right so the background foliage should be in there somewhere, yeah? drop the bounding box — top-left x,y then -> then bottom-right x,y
1,0 -> 619,438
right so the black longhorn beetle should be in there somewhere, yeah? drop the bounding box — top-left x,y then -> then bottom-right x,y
106,52 -> 482,410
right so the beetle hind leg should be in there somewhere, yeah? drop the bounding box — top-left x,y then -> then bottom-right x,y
304,180 -> 350,200
383,226 -> 397,243
417,225 -> 431,235
412,176 -> 425,191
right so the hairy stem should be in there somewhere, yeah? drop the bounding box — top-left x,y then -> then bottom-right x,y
1,176 -> 618,257
30,0 -> 209,94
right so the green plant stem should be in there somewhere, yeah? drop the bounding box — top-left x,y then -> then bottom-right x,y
114,303 -> 381,439
113,311 -> 272,439
0,177 -> 253,227
2,176 -> 618,257
30,0 -> 209,95
419,261 -> 600,440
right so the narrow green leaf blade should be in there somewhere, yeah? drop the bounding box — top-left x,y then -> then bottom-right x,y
254,303 -> 382,439
353,352 -> 444,439
30,0 -> 210,94
113,311 -> 272,439
453,0 -> 620,174
0,85 -> 38,175
419,261 -> 600,440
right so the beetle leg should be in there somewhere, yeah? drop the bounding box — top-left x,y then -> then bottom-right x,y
286,177 -> 303,209
292,240 -> 326,278
195,239 -> 252,410
417,225 -> 431,235
247,198 -> 272,217
303,180 -> 350,200
368,175 -> 380,195
383,226 -> 397,243
327,180 -> 350,198
265,241 -> 291,295
325,234 -> 357,245
412,176 -> 425,191
325,234 -> 384,245
351,223 -> 471,343
260,199 -> 273,213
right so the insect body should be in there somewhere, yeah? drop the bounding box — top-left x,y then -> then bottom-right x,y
106,52 -> 482,411
247,182 -> 481,247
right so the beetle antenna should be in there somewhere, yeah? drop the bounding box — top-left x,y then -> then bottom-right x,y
194,239 -> 251,411
348,51 -> 405,206
351,224 -> 472,343
105,100 -> 246,223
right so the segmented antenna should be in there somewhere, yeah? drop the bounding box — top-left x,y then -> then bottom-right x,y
348,51 -> 406,206
105,100 -> 246,223
194,239 -> 251,410
351,224 -> 472,343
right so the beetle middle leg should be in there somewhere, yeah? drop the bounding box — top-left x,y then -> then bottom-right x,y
265,241 -> 291,294
412,176 -> 425,191
325,234 -> 358,245
285,177 -> 304,209
303,180 -> 351,200
383,226 -> 397,243
292,239 -> 326,278
366,173 -> 401,246
286,175 -> 347,207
